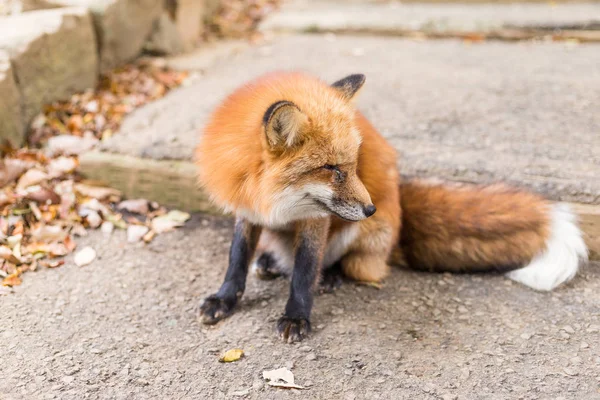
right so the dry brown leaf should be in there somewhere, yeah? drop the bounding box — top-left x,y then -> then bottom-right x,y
262,367 -> 305,389
31,225 -> 67,242
24,186 -> 61,205
151,210 -> 190,233
219,348 -> 244,363
127,225 -> 149,243
39,259 -> 65,268
2,272 -> 22,287
142,229 -> 156,243
0,158 -> 32,187
16,169 -> 48,191
74,183 -> 121,200
47,156 -> 78,178
63,235 -> 77,252
117,199 -> 150,215
0,245 -> 21,264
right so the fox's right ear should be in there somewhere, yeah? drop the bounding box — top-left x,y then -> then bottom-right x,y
331,74 -> 366,101
263,101 -> 308,150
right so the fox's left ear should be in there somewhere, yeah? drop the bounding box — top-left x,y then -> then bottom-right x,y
331,74 -> 366,101
263,100 -> 309,150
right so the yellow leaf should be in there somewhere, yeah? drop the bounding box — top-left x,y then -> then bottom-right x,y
2,272 -> 21,287
219,348 -> 244,363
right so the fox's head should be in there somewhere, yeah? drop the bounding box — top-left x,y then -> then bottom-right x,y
260,74 -> 375,224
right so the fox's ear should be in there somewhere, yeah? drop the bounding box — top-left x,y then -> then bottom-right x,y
331,74 -> 366,101
263,101 -> 308,150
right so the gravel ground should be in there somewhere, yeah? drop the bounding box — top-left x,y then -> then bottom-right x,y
1,215 -> 599,400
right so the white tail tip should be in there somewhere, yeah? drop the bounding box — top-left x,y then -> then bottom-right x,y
506,203 -> 588,291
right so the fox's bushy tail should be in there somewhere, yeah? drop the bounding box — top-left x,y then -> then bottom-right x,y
398,180 -> 588,291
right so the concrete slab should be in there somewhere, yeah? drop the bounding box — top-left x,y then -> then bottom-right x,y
261,1 -> 600,39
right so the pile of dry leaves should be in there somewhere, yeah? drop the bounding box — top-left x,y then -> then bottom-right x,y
0,63 -> 190,289
205,0 -> 281,40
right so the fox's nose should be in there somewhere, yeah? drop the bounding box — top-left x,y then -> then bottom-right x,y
363,204 -> 377,217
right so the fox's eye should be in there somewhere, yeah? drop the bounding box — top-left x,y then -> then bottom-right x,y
322,164 -> 346,182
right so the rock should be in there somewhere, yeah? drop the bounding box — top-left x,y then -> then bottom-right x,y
145,12 -> 184,55
0,7 -> 98,129
562,325 -> 575,334
47,0 -> 162,71
306,353 -> 317,361
146,0 -> 205,56
520,333 -> 532,340
0,51 -> 23,146
74,246 -> 96,267
167,0 -> 205,51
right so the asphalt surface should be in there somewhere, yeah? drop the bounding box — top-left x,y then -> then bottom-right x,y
1,215 -> 599,399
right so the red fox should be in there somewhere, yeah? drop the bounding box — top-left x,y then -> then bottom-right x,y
195,71 -> 588,343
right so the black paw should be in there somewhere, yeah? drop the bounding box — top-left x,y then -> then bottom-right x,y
319,263 -> 343,294
255,253 -> 285,280
199,295 -> 234,325
277,316 -> 311,343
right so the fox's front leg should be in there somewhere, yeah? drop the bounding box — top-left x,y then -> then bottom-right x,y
277,218 -> 330,343
199,217 -> 261,325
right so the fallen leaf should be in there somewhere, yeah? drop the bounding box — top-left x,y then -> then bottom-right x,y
74,246 -> 96,267
0,245 -> 21,264
23,186 -> 61,205
29,202 -> 42,220
6,234 -> 22,249
71,224 -> 88,237
104,213 -> 127,229
2,272 -> 22,287
31,225 -> 68,242
262,367 -> 305,389
47,156 -> 78,178
117,199 -> 150,215
63,235 -> 77,252
74,184 -> 121,200
357,281 -> 382,290
127,225 -> 149,243
27,242 -> 69,257
16,169 -> 48,190
101,221 -> 114,235
219,348 -> 244,363
45,134 -> 99,157
0,158 -> 32,187
39,259 -> 65,268
85,210 -> 102,229
142,229 -> 156,243
151,210 -> 191,233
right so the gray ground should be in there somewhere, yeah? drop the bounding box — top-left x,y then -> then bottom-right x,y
1,216 -> 599,400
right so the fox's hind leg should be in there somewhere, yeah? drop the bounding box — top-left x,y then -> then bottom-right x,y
254,227 -> 344,293
340,217 -> 397,283
252,229 -> 294,280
